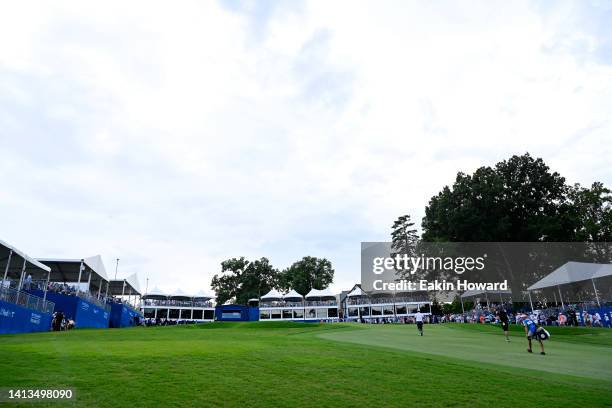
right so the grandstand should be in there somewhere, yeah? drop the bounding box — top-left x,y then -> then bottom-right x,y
34,256 -> 112,329
141,287 -> 215,322
258,288 -> 339,321
107,273 -> 144,328
0,239 -> 55,334
341,284 -> 432,321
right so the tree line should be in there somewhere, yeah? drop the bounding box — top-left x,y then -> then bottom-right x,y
392,153 -> 612,305
211,256 -> 334,305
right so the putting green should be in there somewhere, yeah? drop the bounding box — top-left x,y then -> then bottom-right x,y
318,324 -> 612,381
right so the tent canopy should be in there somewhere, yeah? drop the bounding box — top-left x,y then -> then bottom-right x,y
305,288 -> 335,300
347,285 -> 366,297
527,262 -> 612,291
108,273 -> 141,296
143,286 -> 167,300
1,239 -> 51,283
283,289 -> 303,301
37,255 -> 109,293
169,288 -> 191,300
261,288 -> 283,301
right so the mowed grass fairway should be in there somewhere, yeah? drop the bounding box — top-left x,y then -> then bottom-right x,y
1,323 -> 610,407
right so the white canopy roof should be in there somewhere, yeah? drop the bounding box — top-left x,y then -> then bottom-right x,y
527,262 -> 612,291
143,286 -> 167,299
169,288 -> 191,299
283,289 -> 303,300
305,288 -> 335,300
347,286 -> 366,297
261,288 -> 283,300
83,255 -> 109,281
0,238 -> 51,274
108,273 -> 142,296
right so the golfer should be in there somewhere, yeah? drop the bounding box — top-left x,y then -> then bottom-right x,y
522,315 -> 547,355
415,310 -> 424,336
497,308 -> 510,342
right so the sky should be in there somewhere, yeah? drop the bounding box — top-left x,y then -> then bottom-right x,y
0,0 -> 611,295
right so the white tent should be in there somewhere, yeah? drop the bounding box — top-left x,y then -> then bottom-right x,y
169,288 -> 191,300
526,261 -> 612,308
305,288 -> 336,300
527,262 -> 612,290
261,288 -> 283,301
83,255 -> 109,281
143,286 -> 167,300
283,289 -> 303,301
347,286 -> 366,297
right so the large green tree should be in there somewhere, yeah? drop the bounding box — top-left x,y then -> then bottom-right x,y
566,182 -> 612,242
422,153 -> 611,242
211,257 -> 279,305
419,153 -> 612,295
279,256 -> 334,296
422,153 -> 575,241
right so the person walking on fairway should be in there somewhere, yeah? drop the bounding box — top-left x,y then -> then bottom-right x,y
497,308 -> 510,342
415,310 -> 424,336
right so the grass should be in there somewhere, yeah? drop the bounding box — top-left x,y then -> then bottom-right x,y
0,322 -> 610,407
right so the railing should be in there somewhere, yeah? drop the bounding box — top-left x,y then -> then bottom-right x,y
346,295 -> 430,306
260,301 -> 304,308
77,290 -> 111,312
141,299 -> 214,308
304,300 -> 337,307
0,286 -> 55,314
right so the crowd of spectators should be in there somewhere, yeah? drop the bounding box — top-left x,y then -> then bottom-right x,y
440,304 -> 612,328
143,318 -> 201,326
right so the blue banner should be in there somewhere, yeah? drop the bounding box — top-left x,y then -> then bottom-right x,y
29,290 -> 110,329
110,303 -> 143,328
0,299 -> 52,334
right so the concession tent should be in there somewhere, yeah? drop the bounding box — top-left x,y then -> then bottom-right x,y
260,288 -> 283,301
527,262 -> 612,308
283,289 -> 304,302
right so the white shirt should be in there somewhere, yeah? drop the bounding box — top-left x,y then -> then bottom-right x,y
415,312 -> 424,322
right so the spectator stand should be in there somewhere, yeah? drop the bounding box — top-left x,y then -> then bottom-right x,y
141,287 -> 215,323
107,273 -> 143,328
33,256 -> 111,329
0,239 -> 54,334
304,288 -> 339,321
342,284 -> 432,323
258,289 -> 306,321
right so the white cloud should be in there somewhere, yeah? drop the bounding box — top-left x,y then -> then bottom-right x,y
0,0 -> 611,294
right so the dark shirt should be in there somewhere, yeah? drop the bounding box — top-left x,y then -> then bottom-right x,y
498,310 -> 509,323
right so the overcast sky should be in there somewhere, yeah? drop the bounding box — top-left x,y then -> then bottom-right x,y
1,0 -> 610,294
